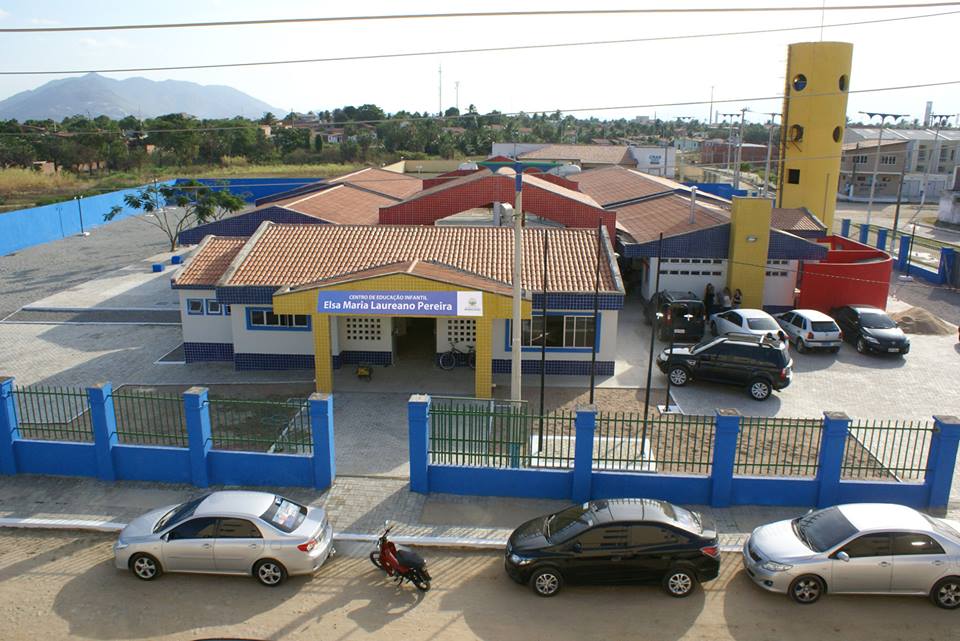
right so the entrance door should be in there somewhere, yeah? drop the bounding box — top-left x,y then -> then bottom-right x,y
395,317 -> 437,364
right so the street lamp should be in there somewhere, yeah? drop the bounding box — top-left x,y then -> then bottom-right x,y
860,111 -> 907,228
760,113 -> 781,198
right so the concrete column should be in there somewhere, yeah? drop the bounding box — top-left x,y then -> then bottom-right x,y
312,314 -> 334,393
572,404 -> 597,502
898,234 -> 911,271
474,316 -> 493,399
183,386 -> 211,488
939,247 -> 956,283
876,228 -> 888,252
926,415 -> 960,509
86,382 -> 117,481
0,377 -> 19,475
816,411 -> 850,508
309,393 -> 335,490
858,224 -> 870,245
840,218 -> 851,238
408,394 -> 431,494
711,409 -> 741,507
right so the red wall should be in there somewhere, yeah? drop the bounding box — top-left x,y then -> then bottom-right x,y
796,236 -> 892,312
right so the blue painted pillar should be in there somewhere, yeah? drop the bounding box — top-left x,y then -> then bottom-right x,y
309,393 -> 335,490
86,382 -> 117,481
898,234 -> 911,271
939,247 -> 956,284
711,409 -> 740,507
183,386 -> 211,488
840,218 -> 851,238
0,377 -> 19,475
816,411 -> 850,508
858,224 -> 870,245
572,404 -> 597,503
876,228 -> 888,252
408,394 -> 430,494
926,415 -> 960,509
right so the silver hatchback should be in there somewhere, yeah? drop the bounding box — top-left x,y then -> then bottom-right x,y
114,491 -> 333,586
743,503 -> 960,608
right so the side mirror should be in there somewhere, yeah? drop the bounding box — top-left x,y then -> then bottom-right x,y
836,551 -> 850,562
572,542 -> 583,553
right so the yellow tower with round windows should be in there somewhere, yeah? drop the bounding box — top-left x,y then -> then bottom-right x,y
776,42 -> 853,232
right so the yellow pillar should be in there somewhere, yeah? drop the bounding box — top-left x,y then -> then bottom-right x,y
474,316 -> 493,399
727,197 -> 773,309
312,313 -> 333,393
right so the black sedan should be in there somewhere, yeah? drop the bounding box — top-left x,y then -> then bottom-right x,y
504,498 -> 720,597
830,305 -> 910,355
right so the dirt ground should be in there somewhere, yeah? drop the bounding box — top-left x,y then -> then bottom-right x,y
1,529 -> 956,641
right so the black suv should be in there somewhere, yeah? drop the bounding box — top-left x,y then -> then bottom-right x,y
644,291 -> 706,341
504,499 -> 720,598
830,304 -> 910,355
656,334 -> 792,401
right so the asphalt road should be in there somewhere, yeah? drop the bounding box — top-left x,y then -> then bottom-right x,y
1,529 -> 956,641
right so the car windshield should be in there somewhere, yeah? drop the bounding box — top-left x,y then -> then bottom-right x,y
811,321 -> 838,332
545,504 -> 596,543
860,313 -> 897,329
260,496 -> 307,533
153,495 -> 208,533
692,337 -> 720,353
746,317 -> 778,331
793,506 -> 858,552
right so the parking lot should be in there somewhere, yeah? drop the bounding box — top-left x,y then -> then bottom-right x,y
1,528 -> 956,641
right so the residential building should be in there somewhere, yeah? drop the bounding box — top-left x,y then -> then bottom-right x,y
490,142 -> 676,176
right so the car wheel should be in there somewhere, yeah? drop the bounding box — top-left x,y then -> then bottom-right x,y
931,577 -> 960,609
856,337 -> 867,354
710,321 -> 718,336
795,339 -> 806,354
748,378 -> 772,401
662,566 -> 698,598
789,575 -> 825,604
668,365 -> 690,387
529,567 -> 563,597
129,553 -> 162,581
254,559 -> 287,587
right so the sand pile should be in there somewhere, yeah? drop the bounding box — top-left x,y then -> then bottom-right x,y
889,306 -> 954,335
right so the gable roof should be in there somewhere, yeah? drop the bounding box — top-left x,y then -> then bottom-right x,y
568,165 -> 674,205
517,144 -> 633,165
329,166 -> 423,199
173,236 -> 247,288
770,207 -> 826,234
269,183 -> 397,225
615,193 -> 730,244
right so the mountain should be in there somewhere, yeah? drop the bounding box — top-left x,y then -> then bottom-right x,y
0,73 -> 281,121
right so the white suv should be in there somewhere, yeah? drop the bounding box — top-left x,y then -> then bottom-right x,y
776,309 -> 842,353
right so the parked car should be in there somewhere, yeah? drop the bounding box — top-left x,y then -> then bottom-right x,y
656,333 -> 792,400
114,491 -> 334,586
743,503 -> 960,608
829,305 -> 910,355
504,498 -> 720,597
710,308 -> 786,341
776,309 -> 843,353
644,291 -> 706,341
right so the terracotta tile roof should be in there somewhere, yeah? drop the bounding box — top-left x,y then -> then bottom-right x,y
615,194 -> 730,244
270,184 -> 396,225
518,144 -> 633,165
292,259 -> 515,297
173,236 -> 247,287
569,166 -> 674,205
220,224 -> 621,294
771,207 -> 826,234
329,166 -> 423,199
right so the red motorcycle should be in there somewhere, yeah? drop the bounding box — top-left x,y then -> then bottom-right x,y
369,522 -> 431,591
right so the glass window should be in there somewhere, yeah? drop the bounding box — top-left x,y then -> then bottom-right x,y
565,316 -> 596,348
249,309 -> 310,330
892,533 -> 945,556
167,517 -> 218,540
154,495 -> 209,532
780,312 -> 794,324
859,313 -> 897,329
224,305 -> 232,316
746,317 -> 779,331
578,526 -> 629,550
205,299 -> 221,315
791,315 -> 805,329
523,316 -> 594,348
725,312 -> 743,326
841,533 -> 891,558
631,525 -> 682,547
787,168 -> 801,184
794,506 -> 858,552
251,310 -> 265,325
187,299 -> 204,315
217,518 -> 263,539
811,321 -> 838,332
545,504 -> 596,543
260,496 -> 307,533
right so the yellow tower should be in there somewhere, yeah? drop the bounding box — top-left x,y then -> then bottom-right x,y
777,41 -> 853,232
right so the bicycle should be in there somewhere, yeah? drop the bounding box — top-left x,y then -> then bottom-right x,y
438,341 -> 476,370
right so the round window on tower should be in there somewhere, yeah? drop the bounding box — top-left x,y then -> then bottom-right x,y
833,126 -> 842,143
839,74 -> 849,91
792,74 -> 807,91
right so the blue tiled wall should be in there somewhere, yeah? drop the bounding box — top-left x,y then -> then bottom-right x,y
183,342 -> 234,362
492,359 -> 615,376
234,352 -> 315,370
531,293 -> 624,310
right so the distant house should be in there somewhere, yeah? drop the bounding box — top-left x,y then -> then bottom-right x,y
491,142 -> 676,176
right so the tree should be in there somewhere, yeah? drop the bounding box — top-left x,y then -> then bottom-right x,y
104,180 -> 245,251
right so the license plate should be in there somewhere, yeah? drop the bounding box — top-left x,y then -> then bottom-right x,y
887,347 -> 900,352
674,329 -> 685,334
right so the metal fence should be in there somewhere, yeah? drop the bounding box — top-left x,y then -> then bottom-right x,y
428,397 -> 576,469
207,398 -> 312,453
112,389 -> 188,447
734,416 -> 823,477
594,412 -> 715,475
842,418 -> 933,482
12,385 -> 94,442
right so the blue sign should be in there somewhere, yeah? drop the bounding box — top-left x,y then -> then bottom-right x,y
317,291 -> 484,316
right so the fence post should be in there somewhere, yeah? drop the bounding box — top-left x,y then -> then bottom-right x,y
925,415 -> 960,509
875,228 -> 888,252
572,404 -> 597,503
309,392 -> 335,490
183,387 -> 211,488
711,409 -> 740,507
0,377 -> 19,475
858,224 -> 870,245
86,382 -> 117,481
408,394 -> 431,494
898,234 -> 911,271
816,412 -> 850,508
840,218 -> 851,237
939,247 -> 956,285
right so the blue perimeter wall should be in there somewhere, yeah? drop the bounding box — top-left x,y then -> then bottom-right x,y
174,178 -> 322,203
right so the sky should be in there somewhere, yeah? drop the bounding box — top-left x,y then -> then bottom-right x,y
0,0 -> 957,125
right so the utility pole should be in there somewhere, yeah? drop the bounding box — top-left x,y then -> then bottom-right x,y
676,116 -> 693,182
918,113 -> 954,211
720,113 -> 739,174
509,163 -> 525,402
709,86 -> 714,125
454,81 -> 460,114
438,65 -> 442,116
732,107 -> 749,192
761,113 -> 781,197
860,111 -> 907,227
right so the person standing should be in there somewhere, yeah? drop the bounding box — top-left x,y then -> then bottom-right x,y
704,283 -> 715,317
733,288 -> 743,308
720,287 -> 732,310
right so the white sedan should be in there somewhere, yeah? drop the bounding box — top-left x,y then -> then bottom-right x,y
709,308 -> 786,341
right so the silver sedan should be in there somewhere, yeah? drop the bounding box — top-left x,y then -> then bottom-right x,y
743,503 -> 960,608
114,491 -> 333,586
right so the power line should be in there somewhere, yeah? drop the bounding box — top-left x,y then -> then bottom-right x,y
2,3 -> 958,33
2,9 -> 956,75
